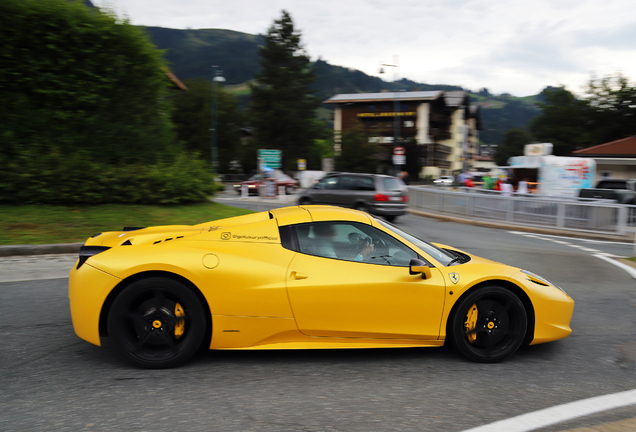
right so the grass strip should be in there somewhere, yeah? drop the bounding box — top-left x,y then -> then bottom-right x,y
0,202 -> 254,245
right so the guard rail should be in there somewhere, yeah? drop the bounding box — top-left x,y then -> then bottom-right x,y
407,186 -> 636,238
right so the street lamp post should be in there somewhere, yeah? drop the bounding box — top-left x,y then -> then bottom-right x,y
379,56 -> 400,175
211,66 -> 226,176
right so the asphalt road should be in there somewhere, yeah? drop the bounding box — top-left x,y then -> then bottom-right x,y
1,196 -> 635,431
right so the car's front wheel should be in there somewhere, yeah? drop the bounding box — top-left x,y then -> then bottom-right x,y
107,277 -> 206,369
449,286 -> 527,362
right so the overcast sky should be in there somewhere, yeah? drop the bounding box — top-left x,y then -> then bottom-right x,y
94,0 -> 635,97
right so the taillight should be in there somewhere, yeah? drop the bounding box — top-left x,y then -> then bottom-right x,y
402,195 -> 409,202
374,193 -> 389,201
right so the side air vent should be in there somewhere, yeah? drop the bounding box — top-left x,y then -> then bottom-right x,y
123,227 -> 146,231
152,235 -> 186,245
77,246 -> 111,269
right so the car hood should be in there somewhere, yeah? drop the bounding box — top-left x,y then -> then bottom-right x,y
433,243 -> 520,277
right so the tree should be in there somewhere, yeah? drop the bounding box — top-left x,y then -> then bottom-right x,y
494,128 -> 533,166
0,0 -> 215,204
529,75 -> 636,153
0,0 -> 175,164
335,128 -> 380,173
171,78 -> 244,173
582,73 -> 636,145
248,11 -> 322,172
529,87 -> 589,155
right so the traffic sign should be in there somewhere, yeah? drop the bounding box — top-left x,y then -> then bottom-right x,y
393,146 -> 406,156
258,149 -> 281,168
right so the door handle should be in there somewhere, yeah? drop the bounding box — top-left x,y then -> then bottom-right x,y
290,271 -> 308,280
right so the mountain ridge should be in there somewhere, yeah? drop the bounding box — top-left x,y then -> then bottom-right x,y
141,26 -> 540,145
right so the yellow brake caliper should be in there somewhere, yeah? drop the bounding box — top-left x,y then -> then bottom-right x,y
174,303 -> 185,339
464,303 -> 478,343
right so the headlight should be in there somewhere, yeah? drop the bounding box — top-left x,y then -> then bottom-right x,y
521,269 -> 567,293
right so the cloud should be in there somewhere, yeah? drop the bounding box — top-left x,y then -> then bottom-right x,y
93,0 -> 636,96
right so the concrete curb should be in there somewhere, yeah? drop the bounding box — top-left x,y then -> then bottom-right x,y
0,243 -> 83,257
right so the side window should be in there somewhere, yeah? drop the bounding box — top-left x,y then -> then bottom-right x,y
316,176 -> 338,190
357,176 -> 375,191
336,176 -> 355,190
295,222 -> 419,266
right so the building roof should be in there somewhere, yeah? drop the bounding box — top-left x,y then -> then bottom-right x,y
444,91 -> 468,107
324,91 -> 443,104
572,136 -> 636,157
162,67 -> 188,91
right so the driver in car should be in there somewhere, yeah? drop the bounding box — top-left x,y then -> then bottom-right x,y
312,224 -> 375,261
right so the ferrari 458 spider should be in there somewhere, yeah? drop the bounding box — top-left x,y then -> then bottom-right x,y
69,205 -> 574,368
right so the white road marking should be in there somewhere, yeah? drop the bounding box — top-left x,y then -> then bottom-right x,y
594,254 -> 636,279
507,231 -> 635,279
566,244 -> 601,252
461,389 -> 636,432
507,231 -> 632,245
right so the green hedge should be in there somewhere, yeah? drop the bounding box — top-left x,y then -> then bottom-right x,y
0,151 -> 216,205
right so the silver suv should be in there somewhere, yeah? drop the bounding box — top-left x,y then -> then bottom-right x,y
297,173 -> 408,222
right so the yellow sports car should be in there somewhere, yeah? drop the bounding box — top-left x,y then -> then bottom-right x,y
69,205 -> 574,368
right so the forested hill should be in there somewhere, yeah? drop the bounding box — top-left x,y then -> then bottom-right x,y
142,26 -> 540,145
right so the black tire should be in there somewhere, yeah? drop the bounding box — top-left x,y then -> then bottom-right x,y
298,197 -> 311,205
449,286 -> 527,363
107,277 -> 206,369
384,215 -> 396,223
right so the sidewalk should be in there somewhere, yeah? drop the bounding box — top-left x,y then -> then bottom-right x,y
0,253 -> 77,283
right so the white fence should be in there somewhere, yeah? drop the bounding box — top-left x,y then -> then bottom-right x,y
407,186 -> 636,238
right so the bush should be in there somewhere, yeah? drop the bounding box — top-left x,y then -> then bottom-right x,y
0,151 -> 216,205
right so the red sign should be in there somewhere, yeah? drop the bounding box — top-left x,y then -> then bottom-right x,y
393,146 -> 406,155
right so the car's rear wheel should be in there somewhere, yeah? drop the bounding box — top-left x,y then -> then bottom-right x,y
298,197 -> 312,205
384,215 -> 396,223
449,286 -> 527,363
107,277 -> 206,369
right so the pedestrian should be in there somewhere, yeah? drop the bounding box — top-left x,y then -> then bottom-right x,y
398,170 -> 409,185
517,178 -> 529,194
500,179 -> 514,196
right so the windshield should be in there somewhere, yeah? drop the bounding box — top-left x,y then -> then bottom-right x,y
375,218 -> 457,266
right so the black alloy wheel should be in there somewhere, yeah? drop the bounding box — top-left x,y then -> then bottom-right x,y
107,277 -> 206,369
449,286 -> 527,363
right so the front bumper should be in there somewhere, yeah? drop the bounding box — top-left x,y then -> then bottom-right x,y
69,261 -> 122,346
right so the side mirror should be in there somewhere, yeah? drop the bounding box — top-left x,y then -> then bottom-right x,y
409,258 -> 432,280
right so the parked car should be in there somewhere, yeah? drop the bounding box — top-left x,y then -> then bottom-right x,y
578,179 -> 636,204
297,173 -> 408,222
434,175 -> 454,186
233,170 -> 298,195
69,205 -> 574,368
